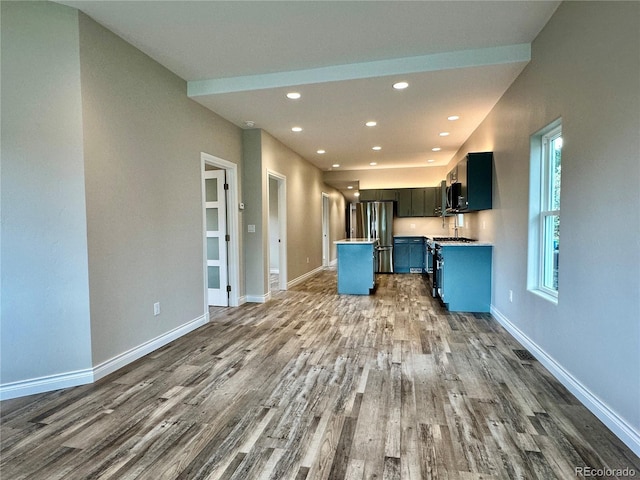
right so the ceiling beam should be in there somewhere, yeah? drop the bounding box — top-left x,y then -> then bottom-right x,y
187,43 -> 531,97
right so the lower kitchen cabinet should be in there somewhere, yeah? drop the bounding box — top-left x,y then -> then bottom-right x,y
394,237 -> 425,273
336,240 -> 376,294
438,245 -> 492,312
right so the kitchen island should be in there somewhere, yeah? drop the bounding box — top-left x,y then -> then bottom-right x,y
334,238 -> 378,294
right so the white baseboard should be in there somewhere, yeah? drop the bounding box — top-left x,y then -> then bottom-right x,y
93,313 -> 208,381
250,266 -> 326,302
0,313 -> 209,401
246,293 -> 271,303
329,258 -> 337,267
288,265 -> 324,289
0,368 -> 94,401
491,305 -> 640,457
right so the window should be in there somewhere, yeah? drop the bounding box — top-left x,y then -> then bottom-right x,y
528,119 -> 562,301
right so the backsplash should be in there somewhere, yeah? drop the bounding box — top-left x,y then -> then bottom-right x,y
394,214 -> 481,238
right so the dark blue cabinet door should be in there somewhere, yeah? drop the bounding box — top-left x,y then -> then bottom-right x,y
394,242 -> 410,272
409,242 -> 425,272
394,237 -> 425,273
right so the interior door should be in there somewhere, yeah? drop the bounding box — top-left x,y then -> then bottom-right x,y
204,169 -> 228,306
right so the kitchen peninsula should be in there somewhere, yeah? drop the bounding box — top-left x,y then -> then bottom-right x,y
334,238 -> 378,294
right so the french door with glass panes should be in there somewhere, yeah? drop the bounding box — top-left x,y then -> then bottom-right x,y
204,169 -> 228,306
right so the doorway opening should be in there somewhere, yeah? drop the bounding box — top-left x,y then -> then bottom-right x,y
201,153 -> 240,311
349,203 -> 357,238
322,193 -> 330,267
267,170 -> 287,293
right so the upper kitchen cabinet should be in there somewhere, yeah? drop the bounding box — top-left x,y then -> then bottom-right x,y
436,180 -> 450,217
361,187 -> 440,217
397,187 -> 439,217
359,189 -> 398,202
424,186 -> 438,217
411,189 -> 425,216
358,189 -> 378,202
396,189 -> 412,216
379,189 -> 399,201
447,152 -> 493,213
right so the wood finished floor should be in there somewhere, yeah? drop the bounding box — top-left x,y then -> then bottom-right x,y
1,271 -> 638,479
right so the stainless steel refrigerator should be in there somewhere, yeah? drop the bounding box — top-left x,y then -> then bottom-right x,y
355,201 -> 394,273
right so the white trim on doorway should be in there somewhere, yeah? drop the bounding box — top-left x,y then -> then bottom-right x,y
266,169 -> 287,292
322,192 -> 330,267
201,152 -> 242,309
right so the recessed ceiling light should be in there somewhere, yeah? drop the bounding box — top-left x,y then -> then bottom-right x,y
427,159 -> 435,163
432,147 -> 441,152
291,126 -> 303,132
317,149 -> 326,154
439,132 -> 450,137
365,121 -> 377,127
448,115 -> 460,121
286,92 -> 301,100
347,186 -> 354,189
372,146 -> 382,151
332,164 -> 340,168
244,120 -> 255,128
369,162 -> 377,166
393,81 -> 409,90
354,192 -> 360,197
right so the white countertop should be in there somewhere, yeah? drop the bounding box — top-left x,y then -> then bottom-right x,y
334,238 -> 379,245
435,241 -> 493,247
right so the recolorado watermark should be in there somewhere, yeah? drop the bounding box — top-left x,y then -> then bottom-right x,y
575,466 -> 636,477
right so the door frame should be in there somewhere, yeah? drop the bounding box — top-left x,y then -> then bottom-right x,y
201,152 -> 241,309
266,169 -> 287,291
322,192 -> 330,267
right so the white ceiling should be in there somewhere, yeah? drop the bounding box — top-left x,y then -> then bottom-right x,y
59,0 -> 560,176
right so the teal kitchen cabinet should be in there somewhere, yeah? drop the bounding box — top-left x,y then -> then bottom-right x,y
447,152 -> 493,213
394,236 -> 425,273
335,239 -> 377,294
437,244 -> 492,312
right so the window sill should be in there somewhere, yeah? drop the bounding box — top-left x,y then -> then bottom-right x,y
529,288 -> 558,305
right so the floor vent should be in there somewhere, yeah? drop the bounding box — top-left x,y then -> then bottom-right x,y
513,349 -> 536,361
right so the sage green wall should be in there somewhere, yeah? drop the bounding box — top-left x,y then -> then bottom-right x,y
455,1 -> 639,448
78,13 -> 243,366
1,2 -> 93,386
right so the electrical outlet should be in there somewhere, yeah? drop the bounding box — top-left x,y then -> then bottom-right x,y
482,220 -> 486,230
509,290 -> 513,303
154,302 -> 161,316
306,257 -> 310,263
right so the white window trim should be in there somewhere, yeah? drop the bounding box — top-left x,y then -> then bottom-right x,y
528,119 -> 562,304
